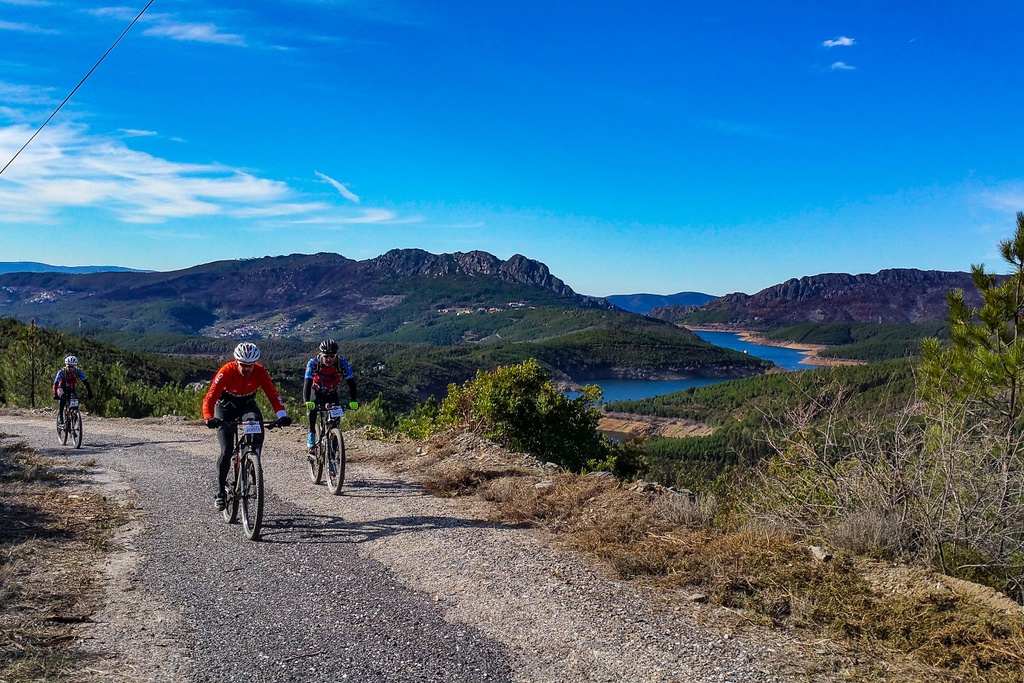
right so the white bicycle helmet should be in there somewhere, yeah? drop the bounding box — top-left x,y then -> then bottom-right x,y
233,342 -> 261,363
65,355 -> 78,366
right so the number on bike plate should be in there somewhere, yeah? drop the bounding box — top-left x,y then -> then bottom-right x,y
68,399 -> 79,407
242,422 -> 262,434
329,407 -> 345,419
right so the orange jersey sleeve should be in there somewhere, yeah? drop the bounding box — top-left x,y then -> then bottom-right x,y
201,362 -> 286,419
255,364 -> 287,414
202,361 -> 236,419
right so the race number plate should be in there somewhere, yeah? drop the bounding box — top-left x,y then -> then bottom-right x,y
329,407 -> 345,419
242,422 -> 262,434
68,399 -> 79,407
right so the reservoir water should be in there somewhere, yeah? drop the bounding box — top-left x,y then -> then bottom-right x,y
591,330 -> 811,403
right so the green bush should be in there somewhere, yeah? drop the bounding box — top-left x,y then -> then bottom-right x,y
437,358 -> 609,471
340,396 -> 395,432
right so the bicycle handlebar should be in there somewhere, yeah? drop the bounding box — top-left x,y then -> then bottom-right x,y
221,418 -> 286,429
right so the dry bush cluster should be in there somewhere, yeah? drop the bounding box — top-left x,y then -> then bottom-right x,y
750,386 -> 1024,601
0,438 -> 127,681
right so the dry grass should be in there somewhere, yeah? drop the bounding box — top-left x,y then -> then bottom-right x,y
357,427 -> 1024,683
0,440 -> 128,681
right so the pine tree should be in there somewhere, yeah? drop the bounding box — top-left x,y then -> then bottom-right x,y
0,320 -> 63,408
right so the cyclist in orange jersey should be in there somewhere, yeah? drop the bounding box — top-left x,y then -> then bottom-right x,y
202,342 -> 292,511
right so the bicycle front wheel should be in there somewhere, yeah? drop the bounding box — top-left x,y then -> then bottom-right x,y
240,451 -> 264,541
326,428 -> 346,495
70,410 -> 83,449
223,462 -> 239,524
308,439 -> 323,484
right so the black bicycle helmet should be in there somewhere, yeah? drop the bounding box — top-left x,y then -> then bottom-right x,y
319,338 -> 339,355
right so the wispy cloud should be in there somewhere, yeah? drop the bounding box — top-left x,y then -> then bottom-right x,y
980,182 -> 1024,213
0,19 -> 58,34
120,128 -> 158,137
88,8 -> 246,46
292,209 -> 424,226
0,80 -> 56,106
0,120 -> 406,227
823,36 -> 855,48
141,20 -> 245,46
830,62 -> 856,71
315,170 -> 360,203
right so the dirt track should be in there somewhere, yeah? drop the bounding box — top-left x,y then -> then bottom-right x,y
1,411 -> 806,682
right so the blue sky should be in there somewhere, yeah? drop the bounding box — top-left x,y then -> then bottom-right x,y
2,1 -> 1023,297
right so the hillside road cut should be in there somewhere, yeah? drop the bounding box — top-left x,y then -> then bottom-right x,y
1,412 -> 806,682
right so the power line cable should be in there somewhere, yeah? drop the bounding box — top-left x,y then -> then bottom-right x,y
0,0 -> 157,177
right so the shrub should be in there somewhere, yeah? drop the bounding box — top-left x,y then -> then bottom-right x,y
437,358 -> 610,471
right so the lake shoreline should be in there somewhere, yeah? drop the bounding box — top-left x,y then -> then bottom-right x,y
685,325 -> 865,367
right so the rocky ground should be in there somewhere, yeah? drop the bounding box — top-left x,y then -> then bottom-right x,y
0,410 -> 828,683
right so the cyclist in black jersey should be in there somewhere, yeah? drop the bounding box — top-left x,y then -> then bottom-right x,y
303,339 -> 357,451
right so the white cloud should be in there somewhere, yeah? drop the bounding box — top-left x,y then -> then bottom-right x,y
0,118 -> 414,230
823,36 -> 855,48
86,7 -> 138,22
830,61 -> 856,71
0,122 -> 299,223
87,8 -> 246,46
120,128 -> 158,137
981,183 -> 1024,213
142,20 -> 245,46
315,170 -> 360,203
292,209 -> 424,226
0,80 -> 56,106
0,19 -> 58,34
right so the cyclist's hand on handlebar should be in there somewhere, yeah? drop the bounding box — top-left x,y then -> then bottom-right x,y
305,401 -> 315,411
52,393 -> 58,401
349,401 -> 359,410
205,417 -> 222,429
277,415 -> 293,427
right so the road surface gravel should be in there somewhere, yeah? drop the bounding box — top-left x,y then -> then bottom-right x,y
1,412 -> 810,682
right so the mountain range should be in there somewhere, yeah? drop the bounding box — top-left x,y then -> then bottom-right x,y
0,250 -> 608,337
1,256 -> 983,335
0,262 -> 146,275
604,292 -> 715,314
675,268 -> 982,328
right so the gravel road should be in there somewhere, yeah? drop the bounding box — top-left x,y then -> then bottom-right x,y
1,412 -> 808,682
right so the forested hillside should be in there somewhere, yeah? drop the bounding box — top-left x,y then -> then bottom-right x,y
685,268 -> 981,328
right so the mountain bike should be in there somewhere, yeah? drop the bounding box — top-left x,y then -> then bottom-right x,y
307,403 -> 346,495
222,418 -> 283,541
56,391 -> 84,449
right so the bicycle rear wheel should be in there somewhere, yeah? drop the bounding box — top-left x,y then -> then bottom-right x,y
240,451 -> 264,541
70,410 -> 83,449
326,428 -> 346,495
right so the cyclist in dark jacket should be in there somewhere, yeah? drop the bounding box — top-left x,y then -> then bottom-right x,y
303,339 -> 357,451
53,355 -> 94,425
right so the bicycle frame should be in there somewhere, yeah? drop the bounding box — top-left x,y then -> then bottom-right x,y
57,390 -> 83,448
307,402 -> 347,494
222,418 -> 280,541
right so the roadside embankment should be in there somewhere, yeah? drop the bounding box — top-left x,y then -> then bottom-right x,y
598,412 -> 713,439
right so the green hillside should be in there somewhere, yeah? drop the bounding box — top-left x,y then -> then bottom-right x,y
763,322 -> 949,361
608,360 -> 917,491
